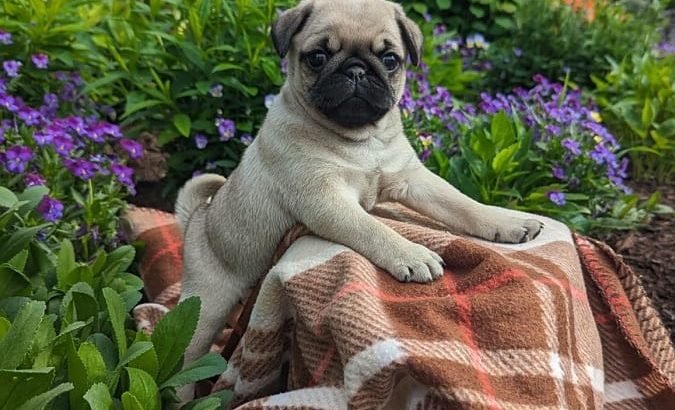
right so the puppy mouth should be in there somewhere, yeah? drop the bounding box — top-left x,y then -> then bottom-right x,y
309,75 -> 395,128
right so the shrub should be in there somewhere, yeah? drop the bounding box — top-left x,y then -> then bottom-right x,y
1,63 -> 135,252
478,0 -> 664,91
0,194 -> 228,408
592,47 -> 675,182
402,69 -> 660,232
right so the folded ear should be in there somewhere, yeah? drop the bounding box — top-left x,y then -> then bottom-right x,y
271,3 -> 313,58
395,10 -> 423,66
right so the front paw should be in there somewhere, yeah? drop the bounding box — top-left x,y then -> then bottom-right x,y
491,218 -> 543,244
383,242 -> 445,283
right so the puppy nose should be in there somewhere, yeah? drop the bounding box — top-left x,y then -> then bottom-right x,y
343,59 -> 367,81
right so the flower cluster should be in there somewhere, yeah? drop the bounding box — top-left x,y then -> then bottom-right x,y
1,56 -> 140,224
402,69 -> 630,211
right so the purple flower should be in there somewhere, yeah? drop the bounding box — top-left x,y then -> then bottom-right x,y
53,134 -> 74,155
25,172 -> 46,187
194,134 -> 208,149
433,25 -> 447,36
36,195 -> 63,222
3,60 -> 22,78
119,138 -> 143,159
561,138 -> 582,156
216,118 -> 236,141
209,84 -> 223,97
420,149 -> 432,162
423,13 -> 432,22
64,159 -> 97,180
589,144 -> 617,166
89,122 -> 122,141
110,163 -> 135,189
552,166 -> 566,180
547,191 -> 566,206
0,94 -> 20,112
3,145 -> 33,173
31,53 -> 49,69
17,106 -> 42,126
0,30 -> 12,45
513,48 -> 523,57
53,71 -> 69,81
239,133 -> 253,146
545,124 -> 561,136
60,82 -> 76,101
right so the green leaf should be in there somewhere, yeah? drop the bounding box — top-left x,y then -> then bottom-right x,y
15,383 -> 73,410
128,344 -> 160,380
17,185 -> 49,212
160,352 -> 226,389
126,368 -> 160,410
211,63 -> 244,74
60,282 -> 98,328
641,99 -> 655,128
121,392 -> 144,410
435,0 -> 451,10
152,296 -> 201,383
655,118 -> 675,138
103,246 -> 135,275
0,225 -> 45,263
0,300 -> 45,369
0,317 -> 10,340
83,383 -> 114,410
89,333 -> 118,371
0,264 -> 31,299
0,368 -> 54,409
67,336 -> 90,410
469,5 -> 485,17
0,186 -> 19,208
183,396 -> 224,410
8,249 -> 28,272
173,113 -> 192,137
57,239 -> 77,288
118,342 -> 153,369
492,143 -> 520,174
103,288 -> 128,359
79,342 -> 108,385
490,111 -> 515,149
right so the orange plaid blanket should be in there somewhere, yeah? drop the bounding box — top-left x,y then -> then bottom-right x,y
123,205 -> 675,409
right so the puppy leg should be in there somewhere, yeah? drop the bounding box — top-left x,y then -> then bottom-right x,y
295,188 -> 444,282
177,262 -> 251,401
384,165 -> 543,243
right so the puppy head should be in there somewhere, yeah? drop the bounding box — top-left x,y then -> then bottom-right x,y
272,0 -> 423,129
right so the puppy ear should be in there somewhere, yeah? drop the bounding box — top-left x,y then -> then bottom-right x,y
396,11 -> 423,66
271,3 -> 313,58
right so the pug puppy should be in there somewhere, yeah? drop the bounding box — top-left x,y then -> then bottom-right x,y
175,0 -> 542,396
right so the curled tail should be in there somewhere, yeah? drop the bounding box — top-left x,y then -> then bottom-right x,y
175,173 -> 226,233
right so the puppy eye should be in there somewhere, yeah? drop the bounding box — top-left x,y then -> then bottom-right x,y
381,53 -> 399,72
306,51 -> 328,69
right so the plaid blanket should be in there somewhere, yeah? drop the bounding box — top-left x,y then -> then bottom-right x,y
123,205 -> 675,410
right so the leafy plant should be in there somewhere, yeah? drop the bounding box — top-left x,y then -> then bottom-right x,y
592,49 -> 675,182
402,69 -> 665,232
0,189 -> 228,409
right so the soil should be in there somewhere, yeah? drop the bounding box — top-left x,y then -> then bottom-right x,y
603,181 -> 675,343
130,178 -> 675,342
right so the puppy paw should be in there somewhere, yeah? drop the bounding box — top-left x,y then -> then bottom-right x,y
385,242 -> 445,283
491,218 -> 543,244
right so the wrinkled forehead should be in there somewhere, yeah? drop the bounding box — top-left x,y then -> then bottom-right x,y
294,0 -> 403,55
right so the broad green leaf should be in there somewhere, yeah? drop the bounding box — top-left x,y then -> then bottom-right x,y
103,246 -> 135,275
15,383 -> 73,410
57,239 -> 76,288
67,337 -> 90,410
58,266 -> 94,292
0,187 -> 18,208
17,185 -> 49,211
160,352 -> 226,389
152,296 -> 201,383
126,367 -> 160,410
492,143 -> 520,174
173,113 -> 192,137
56,321 -> 86,341
118,342 -> 153,369
31,315 -> 58,367
121,392 -> 144,410
435,0 -> 451,10
122,99 -> 166,119
183,397 -> 223,410
0,317 -> 10,339
641,99 -> 655,128
211,63 -> 244,74
60,282 -> 98,328
82,72 -> 129,94
469,5 -> 485,17
8,249 -> 28,272
83,383 -> 114,410
0,225 -> 45,263
490,111 -> 515,149
655,118 -> 675,138
0,264 -> 31,299
0,368 -> 54,409
103,288 -> 128,359
0,300 -> 45,369
128,344 -> 160,380
88,333 -> 117,371
78,342 -> 108,385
